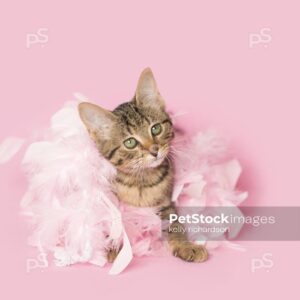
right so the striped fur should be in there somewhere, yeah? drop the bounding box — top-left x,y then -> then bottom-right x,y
78,68 -> 208,263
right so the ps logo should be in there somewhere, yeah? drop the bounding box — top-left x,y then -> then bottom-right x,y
26,252 -> 49,273
249,28 -> 272,48
251,253 -> 274,273
26,28 -> 49,49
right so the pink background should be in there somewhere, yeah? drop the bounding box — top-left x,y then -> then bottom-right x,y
0,0 -> 299,299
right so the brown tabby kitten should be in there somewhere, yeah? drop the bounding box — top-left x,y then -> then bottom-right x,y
78,68 -> 208,263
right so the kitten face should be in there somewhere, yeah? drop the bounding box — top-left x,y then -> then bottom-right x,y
78,68 -> 174,173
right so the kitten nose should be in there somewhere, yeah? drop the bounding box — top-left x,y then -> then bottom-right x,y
149,144 -> 159,157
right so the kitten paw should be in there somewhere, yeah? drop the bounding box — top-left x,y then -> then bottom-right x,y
172,242 -> 208,263
106,247 -> 120,263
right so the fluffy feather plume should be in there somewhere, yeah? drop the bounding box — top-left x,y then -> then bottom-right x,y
21,101 -> 247,274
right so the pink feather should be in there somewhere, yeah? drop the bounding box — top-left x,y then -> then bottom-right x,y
20,101 -> 247,274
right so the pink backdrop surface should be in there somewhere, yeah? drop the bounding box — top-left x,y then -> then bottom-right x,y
0,1 -> 299,299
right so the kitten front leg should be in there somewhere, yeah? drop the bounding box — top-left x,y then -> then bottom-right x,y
159,205 -> 209,263
168,222 -> 208,263
106,247 -> 121,263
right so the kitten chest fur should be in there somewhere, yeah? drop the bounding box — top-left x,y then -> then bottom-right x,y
114,160 -> 173,207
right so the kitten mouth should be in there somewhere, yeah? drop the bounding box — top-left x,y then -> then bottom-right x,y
124,149 -> 169,172
146,155 -> 166,168
146,147 -> 170,168
121,156 -> 165,173
145,153 -> 167,168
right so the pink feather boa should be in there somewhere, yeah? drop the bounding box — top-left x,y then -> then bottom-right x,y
20,101 -> 247,274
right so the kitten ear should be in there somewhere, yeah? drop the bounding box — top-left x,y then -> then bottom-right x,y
78,102 -> 116,140
135,68 -> 165,109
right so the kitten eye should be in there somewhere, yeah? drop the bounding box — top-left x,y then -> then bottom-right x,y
151,123 -> 162,136
124,137 -> 138,149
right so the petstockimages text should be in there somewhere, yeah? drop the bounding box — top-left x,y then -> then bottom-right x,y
169,213 -> 275,227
